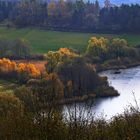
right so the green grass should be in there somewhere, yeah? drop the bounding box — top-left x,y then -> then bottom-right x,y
0,27 -> 140,54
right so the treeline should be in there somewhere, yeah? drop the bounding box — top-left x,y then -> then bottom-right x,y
0,0 -> 140,33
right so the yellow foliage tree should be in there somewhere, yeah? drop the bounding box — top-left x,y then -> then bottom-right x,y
58,48 -> 78,57
86,37 -> 109,57
87,37 -> 109,51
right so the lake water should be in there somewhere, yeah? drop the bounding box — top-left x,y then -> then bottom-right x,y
63,66 -> 140,120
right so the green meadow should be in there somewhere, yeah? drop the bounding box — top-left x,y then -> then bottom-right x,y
0,27 -> 140,54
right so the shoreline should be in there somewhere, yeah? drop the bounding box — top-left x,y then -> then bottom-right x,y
58,94 -> 119,105
96,61 -> 140,73
61,60 -> 140,105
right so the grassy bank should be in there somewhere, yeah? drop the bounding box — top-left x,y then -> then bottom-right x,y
0,27 -> 140,54
96,59 -> 140,72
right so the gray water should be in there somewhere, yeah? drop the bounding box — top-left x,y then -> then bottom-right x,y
63,66 -> 140,120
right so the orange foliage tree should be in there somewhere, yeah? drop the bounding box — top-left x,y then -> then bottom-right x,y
17,63 -> 40,78
0,58 -> 17,73
0,58 -> 40,79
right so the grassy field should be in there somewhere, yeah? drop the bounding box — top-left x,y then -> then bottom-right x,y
0,27 -> 140,54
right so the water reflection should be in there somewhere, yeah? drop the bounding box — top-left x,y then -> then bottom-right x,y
63,66 -> 140,120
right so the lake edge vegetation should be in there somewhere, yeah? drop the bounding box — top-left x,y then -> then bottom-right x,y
1,35 -> 140,104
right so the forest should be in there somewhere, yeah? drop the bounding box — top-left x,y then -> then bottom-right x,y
0,0 -> 140,33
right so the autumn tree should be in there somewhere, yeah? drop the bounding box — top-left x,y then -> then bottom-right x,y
0,58 -> 40,82
58,48 -> 79,57
0,58 -> 17,73
45,48 -> 79,73
86,37 -> 109,59
17,63 -> 40,78
86,37 -> 138,61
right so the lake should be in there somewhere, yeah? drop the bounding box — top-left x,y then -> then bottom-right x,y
63,66 -> 140,120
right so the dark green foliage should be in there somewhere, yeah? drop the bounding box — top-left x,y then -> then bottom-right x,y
57,57 -> 110,97
1,1 -> 140,33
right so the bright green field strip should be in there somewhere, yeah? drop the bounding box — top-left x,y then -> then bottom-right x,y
0,27 -> 140,54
